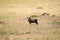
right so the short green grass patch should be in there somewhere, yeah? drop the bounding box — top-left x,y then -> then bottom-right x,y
31,15 -> 39,17
49,22 -> 60,25
0,15 -> 17,19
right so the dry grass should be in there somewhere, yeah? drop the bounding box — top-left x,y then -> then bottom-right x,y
0,14 -> 60,40
0,1 -> 60,40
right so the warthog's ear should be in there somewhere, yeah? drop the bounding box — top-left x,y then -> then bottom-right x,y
27,17 -> 29,19
27,17 -> 30,19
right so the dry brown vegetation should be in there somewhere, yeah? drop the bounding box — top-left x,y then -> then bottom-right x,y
0,13 -> 60,40
0,0 -> 60,39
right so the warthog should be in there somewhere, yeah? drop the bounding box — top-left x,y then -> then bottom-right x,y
27,17 -> 38,24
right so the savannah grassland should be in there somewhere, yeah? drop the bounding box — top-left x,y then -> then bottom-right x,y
0,0 -> 60,40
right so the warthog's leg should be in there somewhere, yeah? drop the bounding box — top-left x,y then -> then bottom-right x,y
36,22 -> 38,24
29,22 -> 31,24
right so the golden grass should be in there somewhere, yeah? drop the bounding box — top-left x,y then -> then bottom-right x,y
0,0 -> 60,4
0,1 -> 60,40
